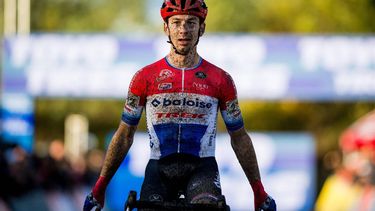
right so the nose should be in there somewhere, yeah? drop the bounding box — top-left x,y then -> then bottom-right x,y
178,21 -> 189,33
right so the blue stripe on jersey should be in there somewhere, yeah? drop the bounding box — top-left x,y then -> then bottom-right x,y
225,119 -> 244,131
180,124 -> 208,156
153,123 -> 179,156
221,111 -> 244,132
153,123 -> 208,158
121,112 -> 141,126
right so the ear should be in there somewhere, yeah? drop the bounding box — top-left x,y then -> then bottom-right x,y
199,23 -> 206,37
164,22 -> 170,36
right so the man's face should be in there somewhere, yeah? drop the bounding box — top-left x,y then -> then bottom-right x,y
164,15 -> 205,54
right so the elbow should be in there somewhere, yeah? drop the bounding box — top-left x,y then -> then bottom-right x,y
112,132 -> 134,148
126,137 -> 134,146
229,127 -> 249,142
120,134 -> 134,146
230,138 -> 240,152
116,123 -> 137,146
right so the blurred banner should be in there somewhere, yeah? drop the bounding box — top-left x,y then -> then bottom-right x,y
105,132 -> 316,211
2,34 -> 375,100
0,93 -> 34,152
2,34 -> 374,151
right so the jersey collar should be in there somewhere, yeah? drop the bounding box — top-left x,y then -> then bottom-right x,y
164,57 -> 203,70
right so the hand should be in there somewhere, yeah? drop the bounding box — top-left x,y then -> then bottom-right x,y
257,195 -> 276,211
83,192 -> 103,211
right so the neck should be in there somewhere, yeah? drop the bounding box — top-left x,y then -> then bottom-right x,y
167,47 -> 200,69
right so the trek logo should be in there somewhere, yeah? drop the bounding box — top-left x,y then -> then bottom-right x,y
151,97 -> 212,109
155,112 -> 206,119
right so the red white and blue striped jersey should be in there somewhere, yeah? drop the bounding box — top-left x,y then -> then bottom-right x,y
122,57 -> 244,159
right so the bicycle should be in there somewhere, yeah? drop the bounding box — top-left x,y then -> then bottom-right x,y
124,190 -> 231,211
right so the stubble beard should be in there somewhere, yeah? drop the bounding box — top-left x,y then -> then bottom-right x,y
178,45 -> 193,55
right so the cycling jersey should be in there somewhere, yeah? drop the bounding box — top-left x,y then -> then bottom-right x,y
122,57 -> 244,159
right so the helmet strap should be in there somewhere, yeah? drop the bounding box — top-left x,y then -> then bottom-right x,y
167,35 -> 188,56
195,27 -> 202,47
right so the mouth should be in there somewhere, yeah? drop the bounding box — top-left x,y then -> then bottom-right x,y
177,38 -> 192,45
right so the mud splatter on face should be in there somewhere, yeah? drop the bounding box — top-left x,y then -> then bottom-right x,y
165,15 -> 204,68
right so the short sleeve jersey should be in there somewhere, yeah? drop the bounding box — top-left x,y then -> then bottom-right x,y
122,57 -> 244,159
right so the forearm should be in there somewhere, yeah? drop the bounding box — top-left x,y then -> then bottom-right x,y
86,122 -> 137,208
230,128 -> 261,182
100,122 -> 136,179
230,128 -> 271,208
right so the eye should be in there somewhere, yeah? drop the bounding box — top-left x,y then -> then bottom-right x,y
171,21 -> 180,26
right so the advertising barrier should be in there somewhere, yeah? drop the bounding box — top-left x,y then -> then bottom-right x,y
3,35 -> 375,100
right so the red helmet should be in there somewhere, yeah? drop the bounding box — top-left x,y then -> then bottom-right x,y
340,110 -> 375,152
161,0 -> 208,22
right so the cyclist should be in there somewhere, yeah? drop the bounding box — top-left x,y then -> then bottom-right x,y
84,0 -> 276,210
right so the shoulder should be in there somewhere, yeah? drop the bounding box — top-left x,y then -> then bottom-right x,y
201,59 -> 237,95
134,58 -> 166,77
143,58 -> 166,71
201,59 -> 232,80
201,58 -> 222,71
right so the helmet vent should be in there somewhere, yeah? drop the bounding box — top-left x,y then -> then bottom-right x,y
181,0 -> 186,10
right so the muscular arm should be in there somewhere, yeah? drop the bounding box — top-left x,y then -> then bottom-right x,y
230,127 -> 272,209
86,121 -> 138,209
99,121 -> 137,179
229,127 -> 261,182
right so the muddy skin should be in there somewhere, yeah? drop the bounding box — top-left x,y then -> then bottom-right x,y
164,15 -> 205,69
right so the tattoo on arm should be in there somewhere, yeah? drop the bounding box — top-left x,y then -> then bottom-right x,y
230,128 -> 261,182
100,122 -> 137,179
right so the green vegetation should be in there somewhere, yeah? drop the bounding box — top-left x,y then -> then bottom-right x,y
205,0 -> 375,33
28,0 -> 375,33
31,0 -> 146,33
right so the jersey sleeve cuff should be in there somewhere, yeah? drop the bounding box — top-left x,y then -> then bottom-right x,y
121,112 -> 141,126
226,120 -> 244,132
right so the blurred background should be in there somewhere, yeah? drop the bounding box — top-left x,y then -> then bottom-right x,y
1,0 -> 375,210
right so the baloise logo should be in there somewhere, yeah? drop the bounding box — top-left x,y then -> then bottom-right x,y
151,97 -> 212,109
